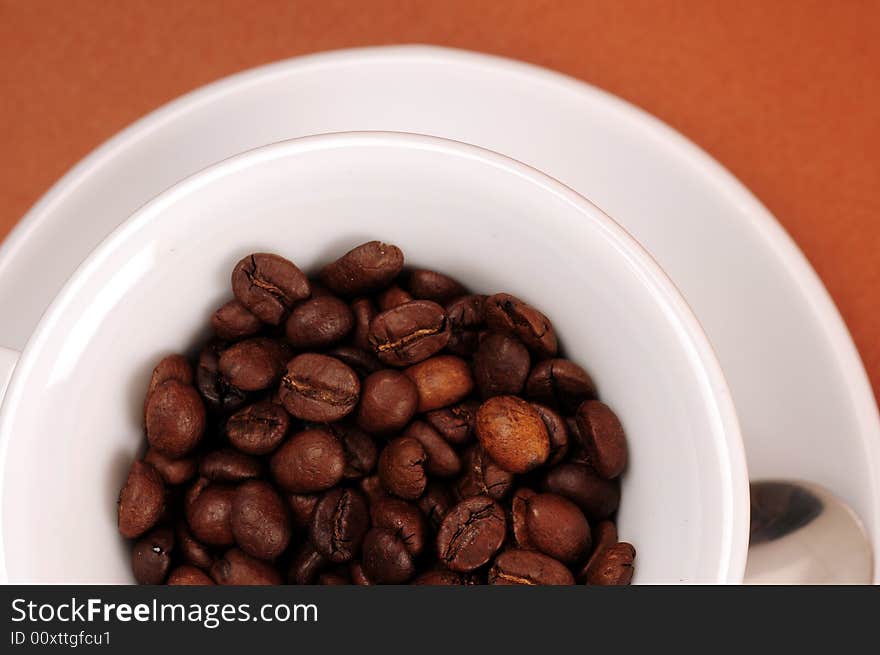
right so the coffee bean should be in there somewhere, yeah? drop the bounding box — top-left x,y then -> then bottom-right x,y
167,565 -> 215,585
541,462 -> 620,520
286,493 -> 319,528
473,333 -> 530,398
575,400 -> 628,479
584,542 -> 636,586
510,488 -> 537,549
456,446 -> 513,501
403,421 -> 461,478
325,345 -> 383,378
196,343 -> 247,413
144,354 -> 193,418
475,395 -> 549,473
407,269 -> 467,304
118,461 -> 165,538
211,548 -> 282,585
185,478 -> 236,546
531,404 -> 569,466
288,543 -> 326,584
219,338 -> 285,391
350,298 -> 377,352
143,448 -> 196,486
320,241 -> 405,296
328,424 -> 378,479
131,526 -> 174,584
270,428 -> 345,493
279,354 -> 360,422
524,493 -> 591,563
356,370 -> 418,434
318,572 -> 351,585
231,480 -> 291,560
417,482 -> 453,531
488,549 -> 574,585
404,355 -> 474,411
425,400 -> 479,445
285,296 -> 354,348
212,300 -> 263,341
525,359 -> 596,414
359,474 -> 388,506
176,520 -> 214,570
437,496 -> 506,572
577,520 -> 618,582
232,253 -> 310,325
368,300 -> 450,367
310,488 -> 370,563
378,437 -> 427,500
485,293 -> 557,357
146,380 -> 206,458
412,570 -> 469,585
226,400 -> 289,455
370,497 -> 426,556
377,285 -> 413,311
199,449 -> 262,482
349,561 -> 373,585
445,294 -> 486,357
362,527 -> 415,584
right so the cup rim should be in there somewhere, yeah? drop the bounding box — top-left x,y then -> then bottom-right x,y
0,131 -> 749,583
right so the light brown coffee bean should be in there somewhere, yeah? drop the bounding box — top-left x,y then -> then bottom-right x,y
404,355 -> 474,412
476,395 -> 550,473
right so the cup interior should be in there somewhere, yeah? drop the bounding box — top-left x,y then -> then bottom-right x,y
0,132 -> 747,583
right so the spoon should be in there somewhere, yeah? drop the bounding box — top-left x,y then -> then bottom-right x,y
745,479 -> 873,584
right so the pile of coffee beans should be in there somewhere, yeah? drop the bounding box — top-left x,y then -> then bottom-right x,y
118,241 -> 635,585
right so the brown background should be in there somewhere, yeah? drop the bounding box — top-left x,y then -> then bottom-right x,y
1,0 -> 878,400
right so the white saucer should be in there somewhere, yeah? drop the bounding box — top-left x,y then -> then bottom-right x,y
1,46 -> 877,579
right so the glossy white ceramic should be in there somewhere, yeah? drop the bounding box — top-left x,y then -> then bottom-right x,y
0,133 -> 748,583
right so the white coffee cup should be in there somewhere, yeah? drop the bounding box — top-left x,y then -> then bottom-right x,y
0,132 -> 748,583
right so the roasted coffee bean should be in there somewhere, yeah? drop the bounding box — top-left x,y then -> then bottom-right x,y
185,478 -> 236,546
575,400 -> 628,479
362,528 -> 415,584
476,395 -> 550,473
510,488 -> 537,549
325,345 -> 383,378
212,300 -> 263,341
484,293 -> 557,358
456,446 -> 514,501
524,493 -> 591,563
226,400 -> 289,455
176,520 -> 214,570
541,462 -> 620,520
437,496 -> 506,572
131,526 -> 174,584
412,570 -> 468,585
196,343 -> 248,413
417,482 -> 453,530
320,241 -> 405,296
270,428 -> 345,493
199,449 -> 262,482
232,253 -> 310,325
118,461 -> 165,539
356,369 -> 418,434
403,421 -> 461,478
211,548 -> 282,585
219,338 -> 285,391
288,543 -> 326,585
146,380 -> 206,458
310,488 -> 370,563
143,448 -> 197,486
404,355 -> 474,412
286,493 -> 320,528
349,562 -> 372,585
279,354 -> 360,422
144,354 -> 193,418
359,475 -> 388,506
167,565 -> 215,585
577,520 -> 618,582
318,572 -> 350,585
407,269 -> 467,304
584,542 -> 636,586
445,294 -> 486,357
473,333 -> 530,398
525,359 -> 596,413
377,285 -> 413,311
425,400 -> 479,445
368,300 -> 450,367
231,480 -> 291,560
378,437 -> 428,500
370,497 -> 426,556
285,296 -> 354,348
350,298 -> 377,352
488,549 -> 574,585
329,424 -> 378,479
531,404 -> 569,466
